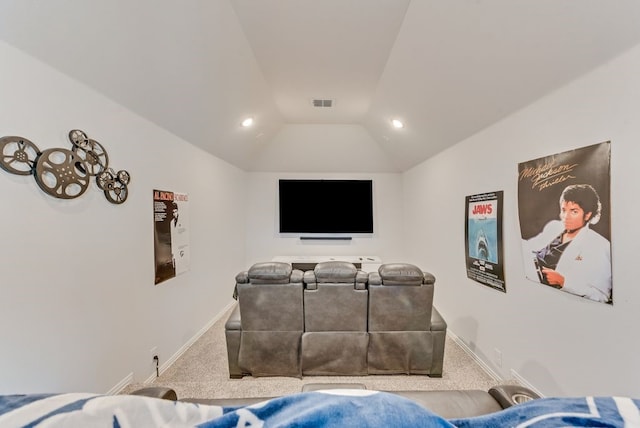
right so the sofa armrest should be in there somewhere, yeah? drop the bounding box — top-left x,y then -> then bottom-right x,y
129,386 -> 177,401
430,307 -> 447,332
355,270 -> 368,290
225,304 -> 243,378
233,271 -> 249,299
428,307 -> 447,377
389,390 -> 502,418
488,384 -> 541,409
303,270 -> 317,290
423,271 -> 436,285
235,271 -> 249,284
225,304 -> 241,331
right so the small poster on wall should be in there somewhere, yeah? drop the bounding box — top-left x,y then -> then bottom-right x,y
465,191 -> 506,292
518,141 -> 612,304
153,189 -> 191,285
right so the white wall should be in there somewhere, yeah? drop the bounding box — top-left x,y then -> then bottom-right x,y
4,25 -> 639,400
248,124 -> 400,173
0,41 -> 245,394
244,172 -> 404,265
403,42 -> 640,397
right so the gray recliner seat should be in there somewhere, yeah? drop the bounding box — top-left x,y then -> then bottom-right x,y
226,262 -> 304,378
301,261 -> 369,375
367,263 -> 447,377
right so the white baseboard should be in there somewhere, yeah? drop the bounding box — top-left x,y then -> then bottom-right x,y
108,372 -> 133,395
446,330 -> 502,382
447,331 -> 543,395
143,300 -> 236,384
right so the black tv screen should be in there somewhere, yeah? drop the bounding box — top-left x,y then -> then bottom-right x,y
279,179 -> 373,233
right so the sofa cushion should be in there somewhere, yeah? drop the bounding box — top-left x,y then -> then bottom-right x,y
314,261 -> 357,283
248,262 -> 293,284
238,283 -> 304,331
304,285 -> 368,331
378,263 -> 425,286
368,284 -> 433,331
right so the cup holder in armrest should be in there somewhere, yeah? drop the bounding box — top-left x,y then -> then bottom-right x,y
511,392 -> 535,404
488,385 -> 541,409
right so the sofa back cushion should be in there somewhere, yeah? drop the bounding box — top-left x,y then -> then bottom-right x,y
368,264 -> 434,331
247,262 -> 293,284
376,263 -> 434,286
305,261 -> 367,290
238,262 -> 304,331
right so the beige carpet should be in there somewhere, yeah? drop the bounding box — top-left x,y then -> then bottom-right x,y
122,305 -> 511,400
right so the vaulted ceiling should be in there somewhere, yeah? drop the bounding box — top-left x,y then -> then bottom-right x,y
2,1 -> 640,173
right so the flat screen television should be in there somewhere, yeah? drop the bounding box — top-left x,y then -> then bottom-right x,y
279,179 -> 373,234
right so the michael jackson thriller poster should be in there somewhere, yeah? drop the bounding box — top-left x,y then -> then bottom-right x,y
518,141 -> 612,304
465,191 -> 506,292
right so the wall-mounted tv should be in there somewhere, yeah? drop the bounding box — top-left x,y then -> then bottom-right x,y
279,179 -> 373,234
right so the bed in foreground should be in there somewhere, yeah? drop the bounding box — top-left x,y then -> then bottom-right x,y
1,389 -> 639,427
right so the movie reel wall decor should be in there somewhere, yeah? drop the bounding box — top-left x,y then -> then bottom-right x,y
0,130 -> 131,204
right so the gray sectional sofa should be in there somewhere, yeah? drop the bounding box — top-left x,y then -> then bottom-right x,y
225,260 -> 447,378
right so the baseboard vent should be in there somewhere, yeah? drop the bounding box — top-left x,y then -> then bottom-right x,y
312,99 -> 333,107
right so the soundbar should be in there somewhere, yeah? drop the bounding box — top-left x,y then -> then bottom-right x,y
300,236 -> 352,240
292,262 -> 361,271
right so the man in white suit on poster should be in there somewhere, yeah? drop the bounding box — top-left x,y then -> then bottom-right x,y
523,184 -> 612,303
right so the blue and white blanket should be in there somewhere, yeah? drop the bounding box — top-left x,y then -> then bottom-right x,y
1,389 -> 639,427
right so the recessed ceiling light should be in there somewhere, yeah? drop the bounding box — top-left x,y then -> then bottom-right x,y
241,117 -> 254,127
392,119 -> 404,129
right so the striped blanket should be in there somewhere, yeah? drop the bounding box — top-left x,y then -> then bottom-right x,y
1,389 -> 638,427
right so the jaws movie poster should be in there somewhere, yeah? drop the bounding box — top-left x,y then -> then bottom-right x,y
465,191 -> 506,292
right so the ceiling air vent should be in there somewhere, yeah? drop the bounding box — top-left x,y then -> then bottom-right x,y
312,99 -> 333,107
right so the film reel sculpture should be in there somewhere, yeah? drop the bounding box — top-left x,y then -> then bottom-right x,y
0,130 -> 131,204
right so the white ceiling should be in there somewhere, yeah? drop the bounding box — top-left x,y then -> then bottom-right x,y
1,0 -> 640,173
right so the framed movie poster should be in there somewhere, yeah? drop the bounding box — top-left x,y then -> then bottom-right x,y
518,142 -> 612,304
465,191 -> 506,292
153,189 -> 191,285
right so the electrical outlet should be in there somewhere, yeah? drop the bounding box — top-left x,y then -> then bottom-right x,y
494,348 -> 502,368
150,346 -> 158,362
